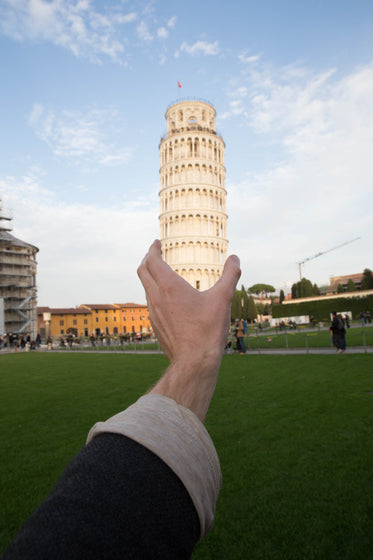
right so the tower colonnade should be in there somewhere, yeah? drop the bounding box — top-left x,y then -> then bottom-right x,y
159,99 -> 228,291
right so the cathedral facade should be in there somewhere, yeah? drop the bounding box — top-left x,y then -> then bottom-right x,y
159,99 -> 228,290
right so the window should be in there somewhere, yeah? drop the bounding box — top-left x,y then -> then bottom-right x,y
189,118 -> 196,123
114,317 -> 117,322
60,320 -> 64,326
105,309 -> 108,313
96,318 -> 99,323
95,310 -> 98,314
60,329 -> 64,334
196,280 -> 200,290
105,317 -> 108,322
84,319 -> 88,325
132,317 -> 135,321
73,320 -> 77,325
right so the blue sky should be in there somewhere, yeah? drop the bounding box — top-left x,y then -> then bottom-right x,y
1,0 -> 372,306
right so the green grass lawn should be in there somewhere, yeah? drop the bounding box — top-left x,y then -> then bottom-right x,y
241,326 -> 373,350
1,353 -> 372,559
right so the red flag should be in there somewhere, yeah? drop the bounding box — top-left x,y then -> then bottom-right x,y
178,81 -> 182,88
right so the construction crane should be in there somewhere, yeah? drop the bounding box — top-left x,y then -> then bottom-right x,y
297,237 -> 361,281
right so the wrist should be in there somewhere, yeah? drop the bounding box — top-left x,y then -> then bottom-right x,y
149,351 -> 223,422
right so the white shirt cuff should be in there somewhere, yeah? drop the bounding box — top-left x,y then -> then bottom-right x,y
87,394 -> 222,539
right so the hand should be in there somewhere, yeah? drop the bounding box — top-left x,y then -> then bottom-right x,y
137,240 -> 241,421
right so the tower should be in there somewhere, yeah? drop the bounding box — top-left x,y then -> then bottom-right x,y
159,99 -> 228,290
0,199 -> 39,337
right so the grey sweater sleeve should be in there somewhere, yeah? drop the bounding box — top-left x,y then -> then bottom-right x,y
2,432 -> 200,559
87,394 -> 222,538
2,394 -> 222,559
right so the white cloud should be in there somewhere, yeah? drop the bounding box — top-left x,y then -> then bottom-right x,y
115,12 -> 137,24
1,173 -> 159,306
226,60 -> 373,289
176,40 -> 219,57
238,51 -> 260,64
167,16 -> 177,28
136,20 -> 153,42
157,26 -> 168,39
28,104 -> 133,166
0,0 -> 139,63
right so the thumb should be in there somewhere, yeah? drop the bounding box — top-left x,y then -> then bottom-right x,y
215,255 -> 241,300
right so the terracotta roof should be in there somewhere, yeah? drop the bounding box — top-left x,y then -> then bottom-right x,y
116,303 -> 148,308
80,304 -> 118,310
38,308 -> 91,315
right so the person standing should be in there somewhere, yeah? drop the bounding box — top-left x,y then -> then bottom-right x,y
329,311 -> 344,353
338,314 -> 347,352
235,318 -> 246,354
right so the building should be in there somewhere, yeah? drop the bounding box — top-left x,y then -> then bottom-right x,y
159,99 -> 228,290
37,303 -> 151,338
0,199 -> 38,337
329,271 -> 370,292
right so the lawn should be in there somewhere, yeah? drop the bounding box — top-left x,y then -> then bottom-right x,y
242,325 -> 373,350
0,353 -> 372,559
50,325 -> 373,352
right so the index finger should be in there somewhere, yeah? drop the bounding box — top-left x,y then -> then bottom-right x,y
137,239 -> 174,288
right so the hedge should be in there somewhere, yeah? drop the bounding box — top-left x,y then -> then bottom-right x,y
272,294 -> 373,321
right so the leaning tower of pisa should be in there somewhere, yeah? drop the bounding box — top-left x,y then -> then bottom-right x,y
159,99 -> 228,290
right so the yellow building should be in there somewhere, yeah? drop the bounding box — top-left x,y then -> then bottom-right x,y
116,303 -> 150,336
79,304 -> 121,336
37,303 -> 151,339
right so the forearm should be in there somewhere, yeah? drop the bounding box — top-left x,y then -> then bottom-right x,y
149,350 -> 223,423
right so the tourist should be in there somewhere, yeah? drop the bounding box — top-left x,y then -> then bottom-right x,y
329,311 -> 344,353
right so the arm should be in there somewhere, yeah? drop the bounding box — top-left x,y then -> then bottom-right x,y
137,239 -> 241,422
3,240 -> 240,558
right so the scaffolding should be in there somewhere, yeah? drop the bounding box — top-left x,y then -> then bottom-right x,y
0,199 -> 39,338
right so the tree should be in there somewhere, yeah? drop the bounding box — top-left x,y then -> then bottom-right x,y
312,283 -> 320,296
279,289 -> 285,303
347,278 -> 356,292
291,277 -> 313,298
256,302 -> 270,316
248,283 -> 276,297
361,268 -> 373,290
241,285 -> 250,319
337,283 -> 344,293
291,283 -> 298,299
231,290 -> 242,322
247,295 -> 257,322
